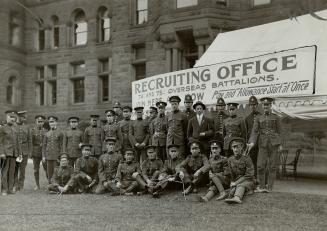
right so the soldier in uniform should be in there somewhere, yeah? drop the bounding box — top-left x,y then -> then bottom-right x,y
151,144 -> 184,198
176,140 -> 209,195
147,106 -> 158,125
213,97 -> 229,142
248,97 -> 282,192
223,102 -> 246,157
197,140 -> 230,202
14,110 -> 30,191
134,146 -> 164,195
118,106 -> 133,153
103,109 -> 122,153
245,96 -> 261,179
84,115 -> 104,158
149,101 -> 168,161
30,115 -> 48,190
115,148 -> 142,195
69,143 -> 98,193
95,137 -> 123,194
47,154 -> 74,194
224,137 -> 255,204
63,116 -> 83,167
42,116 -> 64,184
187,101 -> 214,156
113,101 -> 124,123
167,96 -> 188,157
129,107 -> 149,163
183,94 -> 196,122
0,110 -> 20,195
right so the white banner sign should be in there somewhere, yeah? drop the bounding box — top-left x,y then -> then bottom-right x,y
132,46 -> 316,109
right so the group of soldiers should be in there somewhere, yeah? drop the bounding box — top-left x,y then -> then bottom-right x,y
0,94 -> 282,204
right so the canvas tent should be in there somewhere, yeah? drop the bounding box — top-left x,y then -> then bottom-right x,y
195,10 -> 327,121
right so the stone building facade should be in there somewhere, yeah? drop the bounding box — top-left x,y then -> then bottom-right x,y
1,0 -> 326,123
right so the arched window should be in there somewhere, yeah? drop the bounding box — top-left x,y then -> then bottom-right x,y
51,15 -> 59,48
38,19 -> 45,51
98,7 -> 111,42
9,12 -> 23,46
73,10 -> 87,45
6,76 -> 16,105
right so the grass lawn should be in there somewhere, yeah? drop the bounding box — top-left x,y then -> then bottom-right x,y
0,163 -> 326,231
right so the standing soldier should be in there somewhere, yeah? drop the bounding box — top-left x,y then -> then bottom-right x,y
245,96 -> 261,179
187,101 -> 214,156
42,116 -> 64,184
224,137 -> 255,204
0,110 -> 20,195
129,107 -> 149,163
213,97 -> 229,142
69,143 -> 98,193
147,106 -> 158,125
149,101 -> 168,161
118,106 -> 133,153
95,137 -> 123,194
14,110 -> 30,191
223,103 -> 246,157
103,109 -> 122,153
63,117 -> 83,167
84,115 -> 104,158
248,97 -> 282,192
113,101 -> 124,123
30,115 -> 48,190
183,94 -> 196,122
167,96 -> 188,157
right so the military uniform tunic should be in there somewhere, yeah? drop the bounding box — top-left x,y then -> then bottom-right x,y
63,128 -> 83,159
115,161 -> 141,191
48,166 -> 74,193
98,152 -> 123,183
227,155 -> 254,191
213,112 -> 229,141
84,126 -> 104,157
141,158 -> 164,180
129,119 -> 149,162
16,124 -> 30,156
149,114 -> 168,160
102,122 -> 122,151
30,127 -> 47,158
42,128 -> 63,161
223,115 -> 246,151
183,109 -> 196,122
204,155 -> 230,186
118,119 -> 132,150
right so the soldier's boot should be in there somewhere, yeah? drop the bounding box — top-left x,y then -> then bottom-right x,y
197,190 -> 215,203
211,176 -> 226,200
125,182 -> 138,195
133,173 -> 149,194
225,186 -> 245,204
34,173 -> 40,190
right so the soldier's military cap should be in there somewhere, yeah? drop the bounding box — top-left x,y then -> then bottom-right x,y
249,96 -> 258,105
48,116 -> 58,121
184,94 -> 193,103
169,95 -> 181,103
149,106 -> 158,112
122,106 -> 132,112
216,97 -> 226,106
260,97 -> 274,104
59,153 -> 69,160
156,101 -> 167,108
229,137 -> 245,145
188,138 -> 202,148
193,101 -> 206,110
80,143 -> 93,149
146,145 -> 156,151
68,116 -> 79,122
134,106 -> 144,111
113,101 -> 122,108
90,114 -> 100,118
124,148 -> 135,153
5,110 -> 18,115
210,140 -> 223,148
105,136 -> 117,143
167,144 -> 180,149
227,102 -> 239,108
105,109 -> 116,116
17,110 -> 27,115
35,115 -> 46,120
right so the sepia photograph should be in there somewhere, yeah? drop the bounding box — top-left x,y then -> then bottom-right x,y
0,0 -> 327,230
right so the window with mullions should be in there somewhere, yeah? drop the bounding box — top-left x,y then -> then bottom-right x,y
176,0 -> 198,8
73,78 -> 85,103
51,15 -> 60,48
98,8 -> 111,42
136,0 -> 148,24
73,10 -> 87,45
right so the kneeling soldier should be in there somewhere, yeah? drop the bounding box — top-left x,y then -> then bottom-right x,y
115,148 -> 141,195
95,137 -> 123,195
70,143 -> 98,193
176,140 -> 209,195
225,137 -> 255,204
152,144 -> 184,198
134,145 -> 164,195
198,140 -> 230,202
47,154 -> 74,194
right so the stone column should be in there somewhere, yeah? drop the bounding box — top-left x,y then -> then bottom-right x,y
166,48 -> 172,72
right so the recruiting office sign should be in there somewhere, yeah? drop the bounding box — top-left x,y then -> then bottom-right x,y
132,46 -> 316,109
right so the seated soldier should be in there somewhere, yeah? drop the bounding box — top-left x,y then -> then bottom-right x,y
115,148 -> 141,195
134,145 -> 164,195
225,137 -> 255,204
69,143 -> 98,193
47,154 -> 74,194
95,137 -> 123,195
176,140 -> 209,195
197,140 -> 230,202
151,144 -> 184,198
